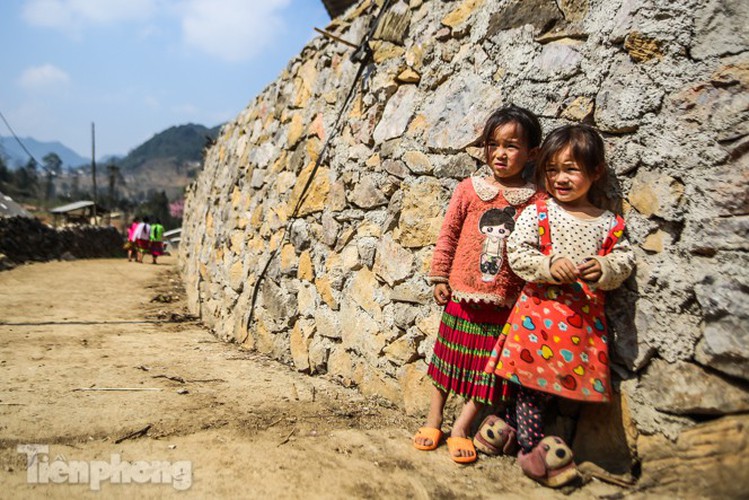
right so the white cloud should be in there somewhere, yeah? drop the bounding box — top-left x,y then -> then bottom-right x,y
18,64 -> 71,89
22,0 -> 157,31
144,95 -> 161,110
180,0 -> 291,62
171,103 -> 199,117
22,0 -> 294,61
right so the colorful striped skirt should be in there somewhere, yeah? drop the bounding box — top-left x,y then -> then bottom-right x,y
427,298 -> 511,405
136,239 -> 150,253
150,241 -> 165,256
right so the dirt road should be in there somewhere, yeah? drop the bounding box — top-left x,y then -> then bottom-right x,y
0,256 -> 625,498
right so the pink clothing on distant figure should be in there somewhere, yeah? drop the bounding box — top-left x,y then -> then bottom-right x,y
127,223 -> 138,242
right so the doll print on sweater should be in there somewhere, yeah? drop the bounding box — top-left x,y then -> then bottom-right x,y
478,206 -> 516,282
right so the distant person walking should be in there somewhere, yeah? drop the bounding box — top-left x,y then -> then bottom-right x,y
149,218 -> 165,265
134,217 -> 151,263
126,217 -> 139,262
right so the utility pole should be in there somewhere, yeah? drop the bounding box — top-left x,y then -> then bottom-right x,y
106,164 -> 119,228
107,164 -> 119,205
91,122 -> 97,222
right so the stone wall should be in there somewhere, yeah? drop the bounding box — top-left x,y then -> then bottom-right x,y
180,0 -> 748,489
0,216 -> 124,270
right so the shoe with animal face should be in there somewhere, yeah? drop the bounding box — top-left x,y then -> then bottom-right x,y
473,415 -> 519,456
517,436 -> 579,488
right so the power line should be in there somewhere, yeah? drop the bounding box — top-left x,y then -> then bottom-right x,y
0,108 -> 53,174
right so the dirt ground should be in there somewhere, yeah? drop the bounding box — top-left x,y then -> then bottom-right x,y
0,256 -> 630,499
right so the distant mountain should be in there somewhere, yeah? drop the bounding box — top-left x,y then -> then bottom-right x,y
0,136 -> 89,170
2,123 -> 223,204
117,123 -> 221,172
72,123 -> 222,202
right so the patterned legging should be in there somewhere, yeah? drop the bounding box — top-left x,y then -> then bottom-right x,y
504,386 -> 551,452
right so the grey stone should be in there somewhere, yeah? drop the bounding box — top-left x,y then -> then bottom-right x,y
608,289 -> 656,372
340,301 -> 386,361
486,0 -> 563,36
703,162 -> 749,217
530,42 -> 582,81
250,168 -> 266,188
321,212 -> 340,247
349,175 -> 389,209
691,0 -> 749,60
372,234 -> 414,286
393,302 -> 419,329
357,236 -> 378,268
383,159 -> 409,178
391,280 -> 432,305
687,216 -> 749,254
373,85 -> 419,144
608,0 -> 642,44
290,219 -> 311,250
695,277 -> 749,319
694,277 -> 749,381
248,142 -> 276,169
314,306 -> 342,339
623,379 -> 695,441
433,152 -> 479,179
422,74 -> 504,151
297,283 -> 319,318
0,253 -> 14,271
308,336 -> 331,374
415,324 -> 436,360
259,279 -> 297,328
639,359 -> 749,415
60,252 -> 76,261
675,65 -> 749,145
595,57 -> 663,133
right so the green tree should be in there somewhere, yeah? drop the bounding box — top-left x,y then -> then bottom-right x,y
0,156 -> 11,187
137,190 -> 174,228
42,153 -> 62,205
15,158 -> 39,199
42,152 -> 63,175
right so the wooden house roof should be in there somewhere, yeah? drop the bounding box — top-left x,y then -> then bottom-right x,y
321,0 -> 359,18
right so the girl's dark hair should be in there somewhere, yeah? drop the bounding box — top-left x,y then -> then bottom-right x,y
480,104 -> 543,161
479,207 -> 516,230
535,124 -> 615,211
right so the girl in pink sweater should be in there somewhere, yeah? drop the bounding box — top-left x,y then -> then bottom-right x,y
412,105 -> 545,463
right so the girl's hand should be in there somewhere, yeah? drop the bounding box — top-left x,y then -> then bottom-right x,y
578,258 -> 602,282
550,258 -> 580,284
433,283 -> 451,305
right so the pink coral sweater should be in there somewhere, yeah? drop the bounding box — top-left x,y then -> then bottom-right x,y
429,176 -> 545,306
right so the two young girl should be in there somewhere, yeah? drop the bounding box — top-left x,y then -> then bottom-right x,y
414,107 -> 634,487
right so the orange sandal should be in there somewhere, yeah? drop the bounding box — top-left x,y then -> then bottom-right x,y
446,436 -> 477,464
412,427 -> 442,451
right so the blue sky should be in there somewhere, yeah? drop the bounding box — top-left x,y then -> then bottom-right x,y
0,0 -> 330,158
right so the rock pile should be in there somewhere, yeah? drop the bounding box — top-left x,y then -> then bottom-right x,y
0,216 -> 124,269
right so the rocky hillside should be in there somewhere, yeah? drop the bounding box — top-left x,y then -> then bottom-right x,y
179,0 -> 748,496
119,123 -> 221,172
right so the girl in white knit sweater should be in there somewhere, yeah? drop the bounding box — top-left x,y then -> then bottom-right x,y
483,124 -> 634,487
